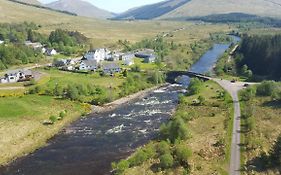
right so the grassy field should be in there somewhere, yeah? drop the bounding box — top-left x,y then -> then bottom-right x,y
0,0 -> 235,47
38,68 -> 125,89
122,80 -> 233,175
0,95 -> 89,165
240,94 -> 281,175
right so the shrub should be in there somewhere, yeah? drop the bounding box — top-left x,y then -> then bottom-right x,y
159,153 -> 174,169
112,160 -> 129,175
256,81 -> 278,96
156,141 -> 170,155
188,78 -> 203,95
49,115 -> 57,123
59,111 -> 66,119
240,87 -> 256,101
174,143 -> 192,167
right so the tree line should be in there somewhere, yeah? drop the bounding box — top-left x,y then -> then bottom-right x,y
0,22 -> 89,69
236,34 -> 281,80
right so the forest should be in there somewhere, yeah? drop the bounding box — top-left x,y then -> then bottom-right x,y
236,34 -> 281,80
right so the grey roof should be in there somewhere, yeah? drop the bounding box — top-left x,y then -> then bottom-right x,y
82,60 -> 98,66
6,69 -> 32,75
103,63 -> 120,69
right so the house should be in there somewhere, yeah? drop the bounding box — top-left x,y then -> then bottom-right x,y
0,40 -> 4,45
124,58 -> 134,66
121,53 -> 135,61
46,49 -> 58,56
110,51 -> 123,61
53,59 -> 68,67
79,60 -> 98,71
135,49 -> 156,63
103,63 -> 121,75
84,48 -> 110,62
41,47 -> 46,54
0,69 -> 34,84
143,55 -> 156,63
25,41 -> 43,49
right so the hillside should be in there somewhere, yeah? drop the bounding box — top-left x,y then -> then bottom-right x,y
114,0 -> 190,20
115,0 -> 281,20
0,0 -> 193,46
46,0 -> 114,19
160,0 -> 281,19
16,0 -> 41,5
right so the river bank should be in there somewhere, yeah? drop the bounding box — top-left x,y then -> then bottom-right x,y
92,84 -> 169,113
0,84 -> 167,167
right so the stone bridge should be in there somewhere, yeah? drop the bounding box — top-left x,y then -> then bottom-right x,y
165,71 -> 211,83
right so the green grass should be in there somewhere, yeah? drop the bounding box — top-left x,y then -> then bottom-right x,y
132,58 -> 159,70
239,90 -> 281,175
0,95 -> 54,119
39,68 -> 125,89
0,94 -> 89,165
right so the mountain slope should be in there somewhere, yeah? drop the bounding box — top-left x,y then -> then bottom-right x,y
115,0 -> 281,20
159,0 -> 281,19
15,0 -> 42,5
114,0 -> 190,20
46,0 -> 114,19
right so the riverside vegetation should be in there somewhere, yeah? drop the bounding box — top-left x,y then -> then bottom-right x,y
112,79 -> 234,175
240,81 -> 281,175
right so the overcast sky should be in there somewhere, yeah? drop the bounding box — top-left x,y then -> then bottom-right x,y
38,0 -> 164,13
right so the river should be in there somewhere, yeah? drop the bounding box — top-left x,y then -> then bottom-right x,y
0,35 -> 240,175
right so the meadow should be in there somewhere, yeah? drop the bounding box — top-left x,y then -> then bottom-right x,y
240,95 -> 281,175
0,95 -> 89,165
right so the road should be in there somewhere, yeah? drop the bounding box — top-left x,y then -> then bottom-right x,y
212,79 -> 258,175
213,79 -> 243,175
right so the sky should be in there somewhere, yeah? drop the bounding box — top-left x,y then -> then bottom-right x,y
38,0 -> 164,13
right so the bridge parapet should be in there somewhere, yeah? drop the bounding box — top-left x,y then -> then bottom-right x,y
166,71 -> 211,83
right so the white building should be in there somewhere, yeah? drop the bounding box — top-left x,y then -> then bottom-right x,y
0,40 -> 4,45
46,49 -> 58,56
0,69 -> 33,84
79,60 -> 98,71
84,48 -> 110,63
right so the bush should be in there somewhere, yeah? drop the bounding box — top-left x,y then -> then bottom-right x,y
160,117 -> 190,143
240,87 -> 256,101
112,160 -> 129,175
49,115 -> 57,123
159,153 -> 174,169
174,143 -> 192,167
128,149 -> 148,166
156,141 -> 170,155
59,111 -> 66,119
256,81 -> 278,96
188,78 -> 203,95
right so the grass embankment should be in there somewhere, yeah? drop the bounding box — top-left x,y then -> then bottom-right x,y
0,95 -> 89,165
114,80 -> 234,175
239,83 -> 281,175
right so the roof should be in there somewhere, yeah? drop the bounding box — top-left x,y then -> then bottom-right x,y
103,63 -> 120,69
6,69 -> 32,75
81,60 -> 98,66
135,49 -> 156,58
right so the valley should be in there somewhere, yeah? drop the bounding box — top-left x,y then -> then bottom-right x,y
0,0 -> 281,175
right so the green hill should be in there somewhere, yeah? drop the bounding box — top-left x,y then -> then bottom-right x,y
0,0 -> 189,46
115,0 -> 281,20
